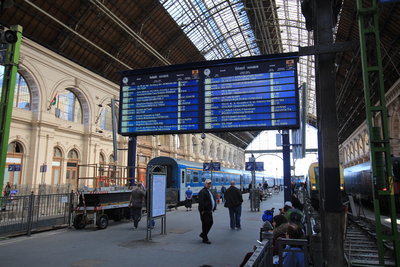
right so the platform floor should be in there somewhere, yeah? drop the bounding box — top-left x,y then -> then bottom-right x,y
0,191 -> 284,267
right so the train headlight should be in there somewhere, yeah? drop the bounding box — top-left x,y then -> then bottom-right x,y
340,186 -> 344,191
311,185 -> 316,190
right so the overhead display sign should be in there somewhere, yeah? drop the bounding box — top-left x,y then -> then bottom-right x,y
119,53 -> 299,136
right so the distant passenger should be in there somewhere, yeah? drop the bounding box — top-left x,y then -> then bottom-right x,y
220,184 -> 226,203
185,186 -> 193,211
198,179 -> 216,244
129,182 -> 145,230
224,180 -> 243,230
263,182 -> 268,191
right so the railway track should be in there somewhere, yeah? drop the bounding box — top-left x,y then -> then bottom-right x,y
344,216 -> 396,266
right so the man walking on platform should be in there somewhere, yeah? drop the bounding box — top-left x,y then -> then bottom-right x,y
198,179 -> 216,244
129,181 -> 145,229
224,180 -> 243,230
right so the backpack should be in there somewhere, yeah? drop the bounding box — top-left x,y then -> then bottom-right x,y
262,208 -> 275,224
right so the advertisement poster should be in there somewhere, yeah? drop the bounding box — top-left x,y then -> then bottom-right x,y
152,174 -> 166,217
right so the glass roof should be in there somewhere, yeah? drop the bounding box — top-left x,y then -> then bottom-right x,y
275,0 -> 316,120
160,0 -> 260,59
160,0 -> 316,120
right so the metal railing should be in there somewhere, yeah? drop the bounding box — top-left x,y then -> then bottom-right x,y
2,184 -> 72,195
0,191 -> 74,237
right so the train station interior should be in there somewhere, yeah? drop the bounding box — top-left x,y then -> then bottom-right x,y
0,0 -> 400,266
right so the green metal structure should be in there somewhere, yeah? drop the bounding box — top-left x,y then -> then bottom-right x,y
356,0 -> 400,265
0,25 -> 23,193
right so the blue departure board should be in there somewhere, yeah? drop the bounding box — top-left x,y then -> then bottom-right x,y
119,54 -> 299,135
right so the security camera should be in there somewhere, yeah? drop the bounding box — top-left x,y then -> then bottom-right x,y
201,133 -> 206,139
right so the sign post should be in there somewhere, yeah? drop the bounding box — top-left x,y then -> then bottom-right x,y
249,154 -> 256,211
146,165 -> 167,241
203,161 -> 220,188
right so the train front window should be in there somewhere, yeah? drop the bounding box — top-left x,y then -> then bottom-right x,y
314,167 -> 319,186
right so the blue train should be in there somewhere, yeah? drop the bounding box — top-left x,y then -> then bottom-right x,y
147,156 -> 283,203
344,158 -> 400,206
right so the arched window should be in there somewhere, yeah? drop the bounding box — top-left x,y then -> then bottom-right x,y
99,105 -> 113,131
364,133 -> 369,152
66,149 -> 79,185
109,154 -> 114,163
192,136 -> 197,153
209,143 -> 215,158
358,137 -> 364,156
354,139 -> 360,158
52,147 -> 62,185
216,146 -> 221,160
200,141 -> 205,155
99,153 -> 106,165
175,135 -> 181,149
7,141 -> 23,153
5,141 -> 24,185
0,67 -> 31,110
349,143 -> 354,160
54,147 -> 62,157
54,89 -> 82,123
68,149 -> 78,159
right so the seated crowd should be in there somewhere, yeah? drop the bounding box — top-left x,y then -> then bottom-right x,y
240,192 -> 306,267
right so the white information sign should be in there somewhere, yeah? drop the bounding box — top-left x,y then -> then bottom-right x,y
151,174 -> 166,217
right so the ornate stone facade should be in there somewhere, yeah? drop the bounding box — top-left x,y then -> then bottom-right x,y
4,39 -> 244,191
339,79 -> 400,167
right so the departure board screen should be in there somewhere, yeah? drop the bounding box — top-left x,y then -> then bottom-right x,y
119,54 -> 299,136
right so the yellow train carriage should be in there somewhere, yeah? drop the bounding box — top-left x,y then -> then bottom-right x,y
307,162 -> 344,209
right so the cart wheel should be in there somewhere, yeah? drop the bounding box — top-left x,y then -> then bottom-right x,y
96,214 -> 109,229
73,214 -> 86,229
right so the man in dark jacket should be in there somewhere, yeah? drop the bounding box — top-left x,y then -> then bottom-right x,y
224,180 -> 243,230
198,179 -> 216,244
129,182 -> 145,229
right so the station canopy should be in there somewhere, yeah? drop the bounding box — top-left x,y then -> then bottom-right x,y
2,1 -> 399,148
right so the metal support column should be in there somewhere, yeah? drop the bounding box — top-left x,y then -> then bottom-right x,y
111,98 -> 118,163
313,1 -> 344,266
356,0 -> 400,265
282,130 -> 291,202
127,136 -> 137,186
249,154 -> 257,211
0,25 -> 22,192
